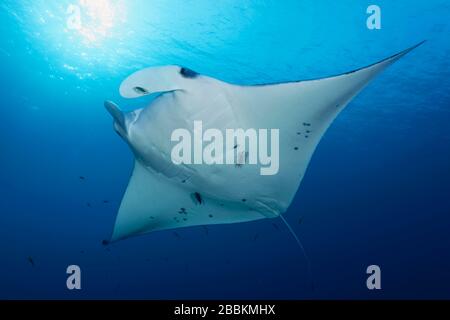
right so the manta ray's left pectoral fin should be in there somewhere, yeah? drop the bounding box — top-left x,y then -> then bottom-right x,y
109,161 -> 265,242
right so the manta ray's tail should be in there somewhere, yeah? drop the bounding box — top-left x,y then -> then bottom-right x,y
279,214 -> 315,291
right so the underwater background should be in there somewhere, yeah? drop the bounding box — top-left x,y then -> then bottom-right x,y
0,0 -> 449,299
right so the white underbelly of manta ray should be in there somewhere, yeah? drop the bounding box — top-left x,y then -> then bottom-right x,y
104,42 -> 423,242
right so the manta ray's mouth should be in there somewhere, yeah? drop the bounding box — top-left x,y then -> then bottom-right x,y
133,87 -> 149,95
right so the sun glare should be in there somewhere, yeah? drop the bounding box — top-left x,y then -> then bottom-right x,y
67,0 -> 126,44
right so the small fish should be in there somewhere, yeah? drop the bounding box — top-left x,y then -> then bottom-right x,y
103,200 -> 109,204
102,239 -> 109,246
79,176 -> 86,180
86,202 -> 92,208
27,256 -> 35,267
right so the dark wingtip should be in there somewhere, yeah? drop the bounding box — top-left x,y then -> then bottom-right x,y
398,40 -> 426,56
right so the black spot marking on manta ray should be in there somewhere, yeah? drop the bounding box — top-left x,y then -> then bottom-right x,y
183,218 -> 187,221
192,192 -> 203,205
303,122 -> 311,127
181,180 -> 186,183
180,67 -> 199,78
233,144 -> 238,149
133,86 -> 149,95
208,214 -> 213,218
305,135 -> 309,138
294,147 -> 299,150
149,216 -> 155,219
306,130 -> 311,133
242,198 -> 247,202
296,132 -> 301,135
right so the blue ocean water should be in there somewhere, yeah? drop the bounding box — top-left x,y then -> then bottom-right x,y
0,0 -> 449,299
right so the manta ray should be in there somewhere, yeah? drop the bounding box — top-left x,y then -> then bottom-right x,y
104,42 -> 423,243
